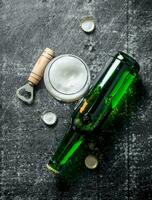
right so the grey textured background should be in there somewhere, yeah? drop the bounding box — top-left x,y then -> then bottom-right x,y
0,0 -> 152,199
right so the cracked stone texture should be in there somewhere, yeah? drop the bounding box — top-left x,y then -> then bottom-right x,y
0,0 -> 152,199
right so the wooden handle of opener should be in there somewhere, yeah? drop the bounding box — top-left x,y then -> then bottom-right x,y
28,48 -> 55,86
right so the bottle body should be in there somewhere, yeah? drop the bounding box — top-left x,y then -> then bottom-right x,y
73,52 -> 139,132
47,128 -> 84,174
47,52 -> 140,174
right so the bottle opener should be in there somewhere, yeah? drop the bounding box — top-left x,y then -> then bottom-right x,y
16,48 -> 55,104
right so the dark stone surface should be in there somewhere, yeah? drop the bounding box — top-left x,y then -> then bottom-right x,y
0,0 -> 152,199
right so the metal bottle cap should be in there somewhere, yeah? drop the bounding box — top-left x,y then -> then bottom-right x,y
41,111 -> 57,126
80,17 -> 95,33
85,155 -> 98,169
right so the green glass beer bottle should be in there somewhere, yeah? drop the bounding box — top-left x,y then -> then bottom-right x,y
47,52 -> 140,174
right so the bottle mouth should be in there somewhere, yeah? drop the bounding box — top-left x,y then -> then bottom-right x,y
46,164 -> 59,175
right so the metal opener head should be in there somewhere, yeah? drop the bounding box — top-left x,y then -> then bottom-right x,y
16,83 -> 34,104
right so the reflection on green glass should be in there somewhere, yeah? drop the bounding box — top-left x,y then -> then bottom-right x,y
111,71 -> 135,108
60,137 -> 83,166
